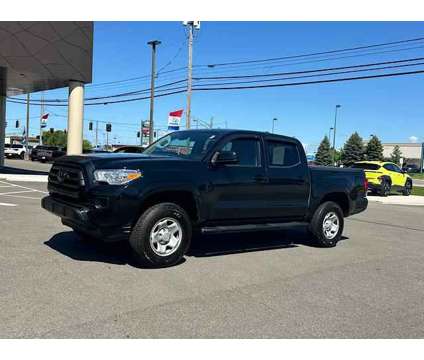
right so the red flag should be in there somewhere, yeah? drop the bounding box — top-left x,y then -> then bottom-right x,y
169,110 -> 183,117
41,113 -> 49,120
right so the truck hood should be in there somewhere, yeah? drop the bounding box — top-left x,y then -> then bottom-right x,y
55,152 -> 197,170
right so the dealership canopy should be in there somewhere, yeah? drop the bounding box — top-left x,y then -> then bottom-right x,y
0,21 -> 94,165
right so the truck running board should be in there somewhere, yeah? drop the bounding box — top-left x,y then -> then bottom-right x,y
200,222 -> 306,234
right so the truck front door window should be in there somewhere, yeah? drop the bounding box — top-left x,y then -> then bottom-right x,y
220,138 -> 260,167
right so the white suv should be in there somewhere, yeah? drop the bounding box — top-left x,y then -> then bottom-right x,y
4,144 -> 27,159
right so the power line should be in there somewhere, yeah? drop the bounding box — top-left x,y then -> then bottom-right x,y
191,69 -> 424,91
192,59 -> 424,87
200,36 -> 424,67
21,79 -> 187,103
193,56 -> 424,80
8,68 -> 424,107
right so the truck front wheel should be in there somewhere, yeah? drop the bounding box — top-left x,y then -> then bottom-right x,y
309,201 -> 344,247
129,202 -> 192,268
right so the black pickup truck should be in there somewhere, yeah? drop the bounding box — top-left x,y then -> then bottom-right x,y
42,129 -> 368,267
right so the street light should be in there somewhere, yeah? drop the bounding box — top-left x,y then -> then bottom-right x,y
272,118 -> 278,133
332,105 -> 341,165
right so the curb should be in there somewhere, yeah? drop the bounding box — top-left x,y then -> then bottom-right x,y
0,174 -> 48,183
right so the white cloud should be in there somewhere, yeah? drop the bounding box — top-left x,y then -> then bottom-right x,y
409,136 -> 419,143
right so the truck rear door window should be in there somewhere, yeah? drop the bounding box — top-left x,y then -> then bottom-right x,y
266,141 -> 300,167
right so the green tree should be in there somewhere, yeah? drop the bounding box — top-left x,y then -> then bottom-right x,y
42,130 -> 92,151
83,139 -> 92,151
315,135 -> 332,166
365,135 -> 384,161
390,145 -> 402,165
42,130 -> 67,147
341,132 -> 365,166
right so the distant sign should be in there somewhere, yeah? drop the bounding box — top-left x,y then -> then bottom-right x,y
41,113 -> 49,128
168,110 -> 183,131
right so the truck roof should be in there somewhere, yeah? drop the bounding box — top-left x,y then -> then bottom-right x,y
174,128 -> 298,142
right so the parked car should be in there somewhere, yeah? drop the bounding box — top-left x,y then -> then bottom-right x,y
113,145 -> 145,154
351,161 -> 413,196
31,145 -> 66,162
42,129 -> 368,268
4,144 -> 26,159
402,163 -> 420,174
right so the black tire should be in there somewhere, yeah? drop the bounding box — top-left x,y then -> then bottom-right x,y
403,180 -> 412,196
309,201 -> 344,248
379,179 -> 391,197
129,202 -> 192,268
20,152 -> 25,159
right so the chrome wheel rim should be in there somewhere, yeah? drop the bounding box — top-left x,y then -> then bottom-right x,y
322,212 -> 339,240
149,217 -> 182,257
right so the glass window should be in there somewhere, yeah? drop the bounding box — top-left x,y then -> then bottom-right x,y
351,163 -> 381,170
143,131 -> 221,160
266,141 -> 300,166
383,164 -> 396,172
219,138 -> 260,167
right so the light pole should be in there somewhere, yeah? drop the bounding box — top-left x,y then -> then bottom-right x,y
332,105 -> 341,165
329,127 -> 334,141
272,118 -> 277,133
147,40 -> 161,145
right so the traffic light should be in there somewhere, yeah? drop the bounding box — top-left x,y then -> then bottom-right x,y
15,120 -> 19,128
106,123 -> 112,132
50,128 -> 54,134
89,122 -> 93,131
137,131 -> 140,138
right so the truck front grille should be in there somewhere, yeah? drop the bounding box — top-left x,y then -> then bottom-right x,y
48,163 -> 86,199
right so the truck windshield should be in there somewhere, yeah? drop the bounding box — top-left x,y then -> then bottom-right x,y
143,131 -> 220,160
351,163 -> 381,170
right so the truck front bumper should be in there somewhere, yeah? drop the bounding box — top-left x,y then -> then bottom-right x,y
41,195 -> 131,242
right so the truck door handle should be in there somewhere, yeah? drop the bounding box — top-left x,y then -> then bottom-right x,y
253,175 -> 268,183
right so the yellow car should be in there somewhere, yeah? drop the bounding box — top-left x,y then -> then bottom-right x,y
351,161 -> 413,197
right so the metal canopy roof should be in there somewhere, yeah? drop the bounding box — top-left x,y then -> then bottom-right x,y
0,21 -> 93,96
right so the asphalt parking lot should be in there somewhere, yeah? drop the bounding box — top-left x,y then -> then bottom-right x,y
1,178 -> 424,338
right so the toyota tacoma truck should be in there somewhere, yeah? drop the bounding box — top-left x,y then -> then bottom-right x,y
42,129 -> 368,267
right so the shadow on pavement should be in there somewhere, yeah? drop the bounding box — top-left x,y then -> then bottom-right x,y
44,227 -> 349,268
0,165 -> 49,175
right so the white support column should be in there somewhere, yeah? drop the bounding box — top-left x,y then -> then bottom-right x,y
67,80 -> 84,155
0,85 -> 6,166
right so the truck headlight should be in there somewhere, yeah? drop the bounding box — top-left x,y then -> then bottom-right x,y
94,169 -> 142,185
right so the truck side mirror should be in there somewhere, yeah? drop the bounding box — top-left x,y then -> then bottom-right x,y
211,151 -> 239,165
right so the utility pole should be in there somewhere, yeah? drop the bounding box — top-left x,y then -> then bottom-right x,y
147,40 -> 161,145
25,93 -> 30,160
95,120 -> 98,148
332,105 -> 341,165
209,116 -> 214,129
272,118 -> 278,133
184,21 -> 200,129
39,92 -> 44,145
106,130 -> 109,151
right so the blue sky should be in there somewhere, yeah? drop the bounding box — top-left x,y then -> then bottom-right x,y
6,21 -> 424,152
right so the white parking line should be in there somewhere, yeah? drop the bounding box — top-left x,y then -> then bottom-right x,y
0,180 -> 48,194
0,194 -> 42,200
0,202 -> 17,207
0,190 -> 35,196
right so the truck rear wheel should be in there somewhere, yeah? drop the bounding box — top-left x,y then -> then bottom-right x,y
129,202 -> 192,268
309,201 -> 344,247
